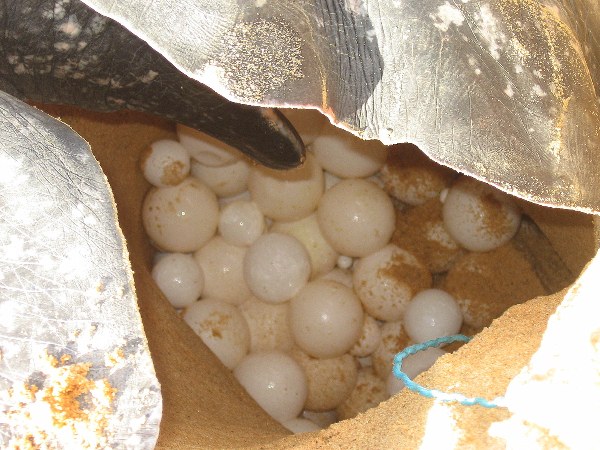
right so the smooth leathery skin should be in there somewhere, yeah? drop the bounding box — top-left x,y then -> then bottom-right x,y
0,0 -> 304,169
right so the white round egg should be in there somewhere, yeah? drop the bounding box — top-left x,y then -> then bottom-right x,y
218,200 -> 265,247
353,245 -> 432,321
386,347 -> 446,396
142,178 -> 219,252
248,152 -> 324,222
151,253 -> 204,308
244,233 -> 311,304
193,236 -> 251,305
190,158 -> 249,198
176,124 -> 241,166
183,298 -> 250,369
234,351 -> 308,423
270,213 -> 338,279
312,125 -> 387,178
403,289 -> 463,344
442,176 -> 521,252
317,179 -> 395,258
140,139 -> 190,187
289,279 -> 363,359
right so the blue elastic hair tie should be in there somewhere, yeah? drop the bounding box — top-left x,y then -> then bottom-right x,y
392,334 -> 505,408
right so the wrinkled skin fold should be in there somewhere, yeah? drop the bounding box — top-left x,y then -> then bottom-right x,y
83,0 -> 600,212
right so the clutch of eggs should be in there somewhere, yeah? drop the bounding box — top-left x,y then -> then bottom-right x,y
140,109 -> 526,431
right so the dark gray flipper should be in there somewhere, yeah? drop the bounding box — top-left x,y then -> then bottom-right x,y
0,0 -> 304,169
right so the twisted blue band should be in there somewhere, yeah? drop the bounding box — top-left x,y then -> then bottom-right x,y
392,334 -> 505,408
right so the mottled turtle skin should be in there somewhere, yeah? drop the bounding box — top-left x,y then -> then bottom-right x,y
0,4 -> 305,447
0,0 -> 304,169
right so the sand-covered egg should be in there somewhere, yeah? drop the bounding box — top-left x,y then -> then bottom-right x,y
443,244 -> 546,329
336,367 -> 387,420
349,315 -> 382,358
372,320 -> 411,379
140,139 -> 191,187
239,296 -> 294,352
379,144 -> 455,206
353,245 -> 432,321
391,198 -> 463,274
291,349 -> 358,412
442,176 -> 521,252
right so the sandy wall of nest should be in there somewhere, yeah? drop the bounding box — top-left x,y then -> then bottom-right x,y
37,104 -> 600,449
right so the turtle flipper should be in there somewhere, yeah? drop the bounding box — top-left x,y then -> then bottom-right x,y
0,0 -> 304,169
